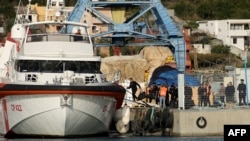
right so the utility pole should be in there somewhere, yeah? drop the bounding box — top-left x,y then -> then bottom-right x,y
194,47 -> 198,70
245,31 -> 250,105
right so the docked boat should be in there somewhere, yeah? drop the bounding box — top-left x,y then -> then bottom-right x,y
0,0 -> 125,138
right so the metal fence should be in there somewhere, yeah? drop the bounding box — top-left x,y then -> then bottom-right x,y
122,70 -> 250,110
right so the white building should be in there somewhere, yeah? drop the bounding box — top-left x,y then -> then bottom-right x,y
197,19 -> 250,58
192,44 -> 211,54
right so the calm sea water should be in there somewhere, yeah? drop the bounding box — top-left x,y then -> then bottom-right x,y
0,136 -> 223,141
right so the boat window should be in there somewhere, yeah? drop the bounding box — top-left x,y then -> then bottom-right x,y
27,24 -> 90,43
55,61 -> 63,72
28,61 -> 39,72
15,60 -> 39,72
65,61 -> 77,71
52,1 -> 56,6
79,61 -> 89,73
28,26 -> 45,42
79,61 -> 101,73
21,60 -> 28,72
15,60 -> 101,73
42,61 -> 53,72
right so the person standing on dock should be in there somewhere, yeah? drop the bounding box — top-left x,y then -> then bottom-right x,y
225,82 -> 235,108
205,82 -> 211,107
146,83 -> 156,103
198,83 -> 206,107
218,82 -> 226,105
169,83 -> 177,108
184,83 -> 194,109
237,79 -> 246,106
127,78 -> 141,102
159,84 -> 168,108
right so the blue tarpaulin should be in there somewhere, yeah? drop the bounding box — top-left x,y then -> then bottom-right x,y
148,66 -> 200,87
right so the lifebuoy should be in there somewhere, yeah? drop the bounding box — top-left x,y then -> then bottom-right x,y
196,116 -> 207,128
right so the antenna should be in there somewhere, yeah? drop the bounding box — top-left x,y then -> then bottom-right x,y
25,0 -> 32,23
14,0 -> 22,24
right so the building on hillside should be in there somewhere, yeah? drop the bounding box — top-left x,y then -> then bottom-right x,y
192,44 -> 211,54
197,19 -> 250,58
15,7 -> 37,23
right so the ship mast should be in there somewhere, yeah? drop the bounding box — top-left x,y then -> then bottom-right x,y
25,0 -> 32,23
14,0 -> 31,24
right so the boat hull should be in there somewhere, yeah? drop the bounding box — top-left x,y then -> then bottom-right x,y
0,85 -> 124,137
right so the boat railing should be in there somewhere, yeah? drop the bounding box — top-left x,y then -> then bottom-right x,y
51,71 -> 98,85
26,33 -> 90,43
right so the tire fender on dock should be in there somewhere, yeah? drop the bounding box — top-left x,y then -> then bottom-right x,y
114,105 -> 130,134
166,108 -> 174,128
121,105 -> 130,125
116,120 -> 129,134
160,108 -> 174,135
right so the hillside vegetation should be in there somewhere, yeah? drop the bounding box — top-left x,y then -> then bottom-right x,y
163,0 -> 250,20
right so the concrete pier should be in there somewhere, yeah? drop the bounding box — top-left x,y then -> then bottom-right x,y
172,107 -> 250,136
127,106 -> 250,137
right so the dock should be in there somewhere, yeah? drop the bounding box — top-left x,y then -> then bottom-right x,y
114,103 -> 250,137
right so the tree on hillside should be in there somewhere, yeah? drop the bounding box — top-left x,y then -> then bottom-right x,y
196,2 -> 214,19
211,45 -> 230,54
173,1 -> 195,20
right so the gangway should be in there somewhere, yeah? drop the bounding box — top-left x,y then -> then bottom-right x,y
67,0 -> 186,72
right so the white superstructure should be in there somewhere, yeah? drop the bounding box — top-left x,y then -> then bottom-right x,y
0,0 -> 126,138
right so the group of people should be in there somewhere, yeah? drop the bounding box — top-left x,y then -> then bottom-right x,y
144,82 -> 178,108
198,79 -> 247,108
127,78 -> 178,108
218,79 -> 247,107
197,82 -> 212,107
127,77 -> 247,109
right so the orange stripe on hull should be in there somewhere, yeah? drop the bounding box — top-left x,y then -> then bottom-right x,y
0,83 -> 6,88
2,99 -> 9,131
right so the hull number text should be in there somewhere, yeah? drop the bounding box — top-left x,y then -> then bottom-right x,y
11,104 -> 23,111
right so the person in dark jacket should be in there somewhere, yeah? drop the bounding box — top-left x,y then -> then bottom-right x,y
169,83 -> 178,108
198,83 -> 206,107
147,83 -> 159,103
73,29 -> 83,41
225,82 -> 235,103
127,78 -> 141,102
237,79 -> 246,106
184,83 -> 194,109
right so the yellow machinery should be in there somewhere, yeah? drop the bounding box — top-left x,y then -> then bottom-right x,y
165,56 -> 176,64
